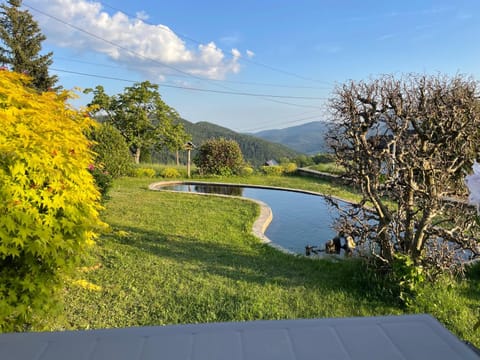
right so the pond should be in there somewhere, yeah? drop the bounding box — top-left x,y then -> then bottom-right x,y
156,183 -> 345,255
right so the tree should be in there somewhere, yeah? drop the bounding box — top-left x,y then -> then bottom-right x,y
86,81 -> 180,164
0,0 -> 58,91
0,70 -> 103,331
194,138 -> 245,176
162,119 -> 191,165
328,74 -> 480,276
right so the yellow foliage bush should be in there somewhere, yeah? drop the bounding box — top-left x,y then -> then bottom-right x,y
134,167 -> 156,177
261,165 -> 284,176
240,166 -> 254,176
282,162 -> 298,174
0,71 -> 104,331
160,167 -> 181,178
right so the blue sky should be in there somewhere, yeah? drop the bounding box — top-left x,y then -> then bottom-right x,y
22,0 -> 480,132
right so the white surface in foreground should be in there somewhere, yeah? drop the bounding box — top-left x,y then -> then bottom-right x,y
0,314 -> 478,360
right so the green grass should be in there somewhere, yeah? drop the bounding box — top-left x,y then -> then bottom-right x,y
307,162 -> 346,175
54,176 -> 479,347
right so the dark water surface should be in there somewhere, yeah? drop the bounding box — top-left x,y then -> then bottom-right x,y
158,183 -> 340,254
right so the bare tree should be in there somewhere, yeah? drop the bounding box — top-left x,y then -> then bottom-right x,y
328,74 -> 480,275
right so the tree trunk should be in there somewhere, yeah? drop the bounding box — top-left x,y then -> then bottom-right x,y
134,148 -> 141,164
176,150 -> 179,166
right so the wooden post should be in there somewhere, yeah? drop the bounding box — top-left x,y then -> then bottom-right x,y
187,148 -> 191,178
184,142 -> 195,178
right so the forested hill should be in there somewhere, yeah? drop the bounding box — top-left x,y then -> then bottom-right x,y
177,119 -> 301,166
253,121 -> 331,155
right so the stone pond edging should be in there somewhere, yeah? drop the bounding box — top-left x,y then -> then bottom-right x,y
148,181 -> 299,255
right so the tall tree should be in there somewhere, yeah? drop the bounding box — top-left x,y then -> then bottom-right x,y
86,81 -> 180,164
161,119 -> 191,165
328,74 -> 480,275
0,0 -> 57,91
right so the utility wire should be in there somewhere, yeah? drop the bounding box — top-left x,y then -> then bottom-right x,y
23,2 -> 205,82
26,1 -> 326,110
27,0 -> 327,129
53,56 -> 331,90
100,0 -> 332,86
50,68 -> 328,100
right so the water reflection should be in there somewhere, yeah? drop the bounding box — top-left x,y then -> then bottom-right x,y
158,183 -> 341,254
194,184 -> 243,196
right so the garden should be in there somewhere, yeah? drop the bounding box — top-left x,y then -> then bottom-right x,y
56,174 -> 480,347
1,69 -> 480,348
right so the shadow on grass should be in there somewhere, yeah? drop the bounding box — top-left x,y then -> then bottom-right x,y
99,224 -> 398,307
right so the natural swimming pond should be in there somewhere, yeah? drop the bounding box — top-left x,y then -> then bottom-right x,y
156,183 -> 344,254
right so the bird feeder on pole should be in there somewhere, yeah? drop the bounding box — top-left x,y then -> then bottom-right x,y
184,141 -> 195,178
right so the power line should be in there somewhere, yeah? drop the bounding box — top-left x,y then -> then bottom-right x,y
99,1 -> 331,86
27,0 -> 328,128
53,56 -> 331,90
23,2 -> 212,83
25,2 -> 327,109
50,67 -> 327,100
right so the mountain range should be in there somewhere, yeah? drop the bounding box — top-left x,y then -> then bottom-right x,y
252,121 -> 331,155
154,119 -> 331,165
155,119 -> 301,166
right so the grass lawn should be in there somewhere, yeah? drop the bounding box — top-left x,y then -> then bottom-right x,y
307,162 -> 346,175
57,176 -> 480,347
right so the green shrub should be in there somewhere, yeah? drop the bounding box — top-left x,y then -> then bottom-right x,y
261,165 -> 284,176
312,153 -> 335,164
134,167 -> 156,178
89,123 -> 133,178
161,167 -> 181,178
194,138 -> 245,176
293,154 -> 314,167
391,254 -> 426,307
87,164 -> 113,199
0,71 -> 104,331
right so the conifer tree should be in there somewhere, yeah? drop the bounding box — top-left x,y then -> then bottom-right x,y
0,0 -> 57,91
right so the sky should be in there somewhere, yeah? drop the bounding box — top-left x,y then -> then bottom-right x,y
19,0 -> 480,132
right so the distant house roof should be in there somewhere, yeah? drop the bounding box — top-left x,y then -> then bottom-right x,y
264,159 -> 279,166
0,315 -> 478,359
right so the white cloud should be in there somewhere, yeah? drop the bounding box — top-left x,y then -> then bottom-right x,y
27,0 -> 242,80
231,48 -> 241,58
246,49 -> 255,58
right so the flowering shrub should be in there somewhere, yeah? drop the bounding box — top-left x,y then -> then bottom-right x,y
88,164 -> 113,198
